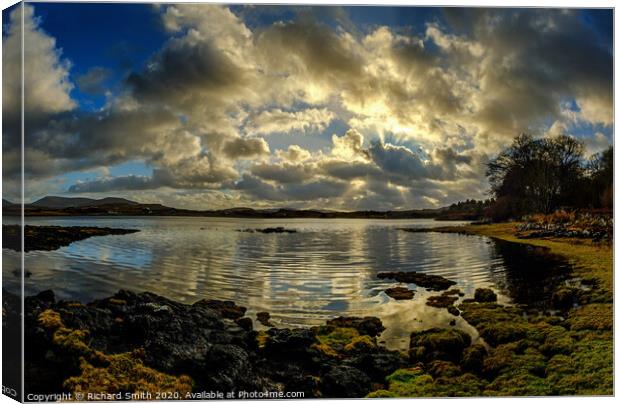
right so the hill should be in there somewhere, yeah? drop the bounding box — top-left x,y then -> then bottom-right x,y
30,196 -> 138,209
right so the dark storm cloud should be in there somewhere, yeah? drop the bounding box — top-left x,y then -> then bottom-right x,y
126,36 -> 247,106
251,162 -> 316,184
458,8 -> 612,130
235,173 -> 349,202
256,19 -> 363,79
221,137 -> 270,159
68,175 -> 156,193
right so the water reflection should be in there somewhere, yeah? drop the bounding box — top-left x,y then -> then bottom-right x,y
2,217 -> 569,349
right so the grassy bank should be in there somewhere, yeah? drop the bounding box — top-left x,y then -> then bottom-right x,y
369,222 -> 613,397
419,222 -> 612,300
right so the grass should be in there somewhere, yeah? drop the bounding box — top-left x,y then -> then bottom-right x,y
368,221 -> 613,397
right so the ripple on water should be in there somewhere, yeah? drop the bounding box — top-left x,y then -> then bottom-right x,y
2,217 -> 569,349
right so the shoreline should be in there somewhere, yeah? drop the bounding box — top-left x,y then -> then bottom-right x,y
5,222 -> 614,397
410,222 -> 613,299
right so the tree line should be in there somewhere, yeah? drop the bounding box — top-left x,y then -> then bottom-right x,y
484,133 -> 612,221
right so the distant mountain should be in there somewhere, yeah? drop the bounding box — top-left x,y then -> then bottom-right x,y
30,196 -> 138,209
2,199 -> 16,207
2,195 -> 482,220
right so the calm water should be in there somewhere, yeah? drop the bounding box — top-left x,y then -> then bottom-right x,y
2,217 -> 568,349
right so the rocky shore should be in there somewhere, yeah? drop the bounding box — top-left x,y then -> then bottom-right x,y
3,221 -> 612,398
2,225 -> 139,252
8,262 -> 611,399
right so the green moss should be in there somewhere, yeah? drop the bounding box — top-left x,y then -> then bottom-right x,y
311,342 -> 341,359
426,360 -> 460,378
483,343 -> 546,378
369,368 -> 486,397
343,335 -> 376,353
63,350 -> 193,396
483,372 -> 551,396
316,327 -> 359,349
545,331 -> 613,395
366,389 -> 397,398
409,328 -> 471,363
460,344 -> 486,373
567,304 -> 613,331
404,223 -> 613,396
459,302 -> 529,346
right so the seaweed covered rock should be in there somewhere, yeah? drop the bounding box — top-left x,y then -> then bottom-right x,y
325,316 -> 385,337
409,328 -> 471,363
460,344 -> 487,373
474,288 -> 497,303
426,293 -> 458,309
458,302 -> 529,346
427,360 -> 461,378
385,287 -> 414,300
378,272 -> 456,291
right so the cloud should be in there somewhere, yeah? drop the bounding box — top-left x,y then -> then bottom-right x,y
6,4 -> 611,210
2,5 -> 75,147
221,137 -> 270,159
245,108 -> 335,135
68,175 -> 156,193
76,67 -> 111,95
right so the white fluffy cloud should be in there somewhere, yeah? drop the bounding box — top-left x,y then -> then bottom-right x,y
3,4 -> 612,209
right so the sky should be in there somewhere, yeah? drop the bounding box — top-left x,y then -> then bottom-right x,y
1,2 -> 614,210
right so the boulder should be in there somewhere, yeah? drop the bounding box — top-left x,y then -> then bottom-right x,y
474,288 -> 497,303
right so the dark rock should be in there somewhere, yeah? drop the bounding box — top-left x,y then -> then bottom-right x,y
235,317 -> 253,331
342,350 -> 408,381
239,227 -> 297,234
194,299 -> 247,320
326,316 -> 385,337
447,306 -> 460,316
551,286 -> 579,310
474,288 -> 497,303
378,271 -> 456,291
385,287 -> 414,300
201,344 -> 261,391
426,294 -> 458,308
3,225 -> 139,252
256,311 -> 274,327
321,365 -> 371,398
35,290 -> 56,304
264,328 -> 317,357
